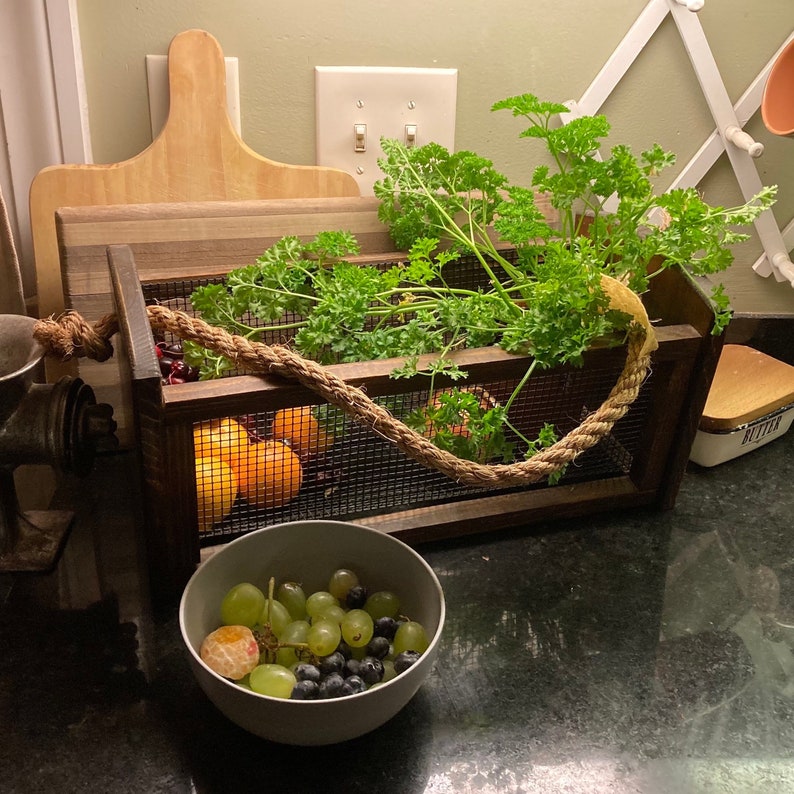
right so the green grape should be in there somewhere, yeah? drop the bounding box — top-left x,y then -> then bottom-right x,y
249,663 -> 297,698
277,581 -> 307,621
281,619 -> 310,643
364,590 -> 400,620
259,597 -> 291,638
328,568 -> 360,601
276,620 -> 310,667
350,643 -> 367,661
393,620 -> 429,655
307,618 -> 342,657
305,590 -> 339,620
341,608 -> 374,648
314,603 -> 346,626
381,659 -> 397,683
220,582 -> 266,628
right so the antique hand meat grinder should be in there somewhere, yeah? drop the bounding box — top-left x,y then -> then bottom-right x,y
0,314 -> 116,572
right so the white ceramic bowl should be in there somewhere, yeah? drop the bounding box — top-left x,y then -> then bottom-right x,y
179,519 -> 445,745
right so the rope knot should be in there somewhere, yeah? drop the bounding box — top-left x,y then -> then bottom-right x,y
33,312 -> 119,362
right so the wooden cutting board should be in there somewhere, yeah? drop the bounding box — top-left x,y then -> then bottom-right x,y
700,344 -> 794,431
30,28 -> 359,322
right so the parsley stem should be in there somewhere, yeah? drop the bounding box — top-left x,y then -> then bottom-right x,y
503,358 -> 539,415
392,146 -> 523,319
503,417 -> 535,451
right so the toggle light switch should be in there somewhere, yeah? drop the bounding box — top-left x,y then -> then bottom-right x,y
316,66 -> 458,194
354,123 -> 367,152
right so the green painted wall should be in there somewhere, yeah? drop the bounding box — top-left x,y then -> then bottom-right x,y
75,0 -> 794,312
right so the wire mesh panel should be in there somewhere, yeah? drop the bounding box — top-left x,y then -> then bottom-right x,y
142,253 -> 657,546
189,367 -> 651,546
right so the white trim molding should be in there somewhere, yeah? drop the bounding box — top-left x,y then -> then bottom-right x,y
45,0 -> 93,164
0,0 -> 90,311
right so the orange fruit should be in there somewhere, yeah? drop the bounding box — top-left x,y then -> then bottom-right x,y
271,406 -> 333,458
193,417 -> 251,467
195,456 -> 239,532
233,439 -> 303,510
200,625 -> 260,680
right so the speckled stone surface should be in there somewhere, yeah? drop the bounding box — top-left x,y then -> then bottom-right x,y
2,416 -> 794,792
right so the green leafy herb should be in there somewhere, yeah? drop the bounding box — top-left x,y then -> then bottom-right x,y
186,94 -> 775,478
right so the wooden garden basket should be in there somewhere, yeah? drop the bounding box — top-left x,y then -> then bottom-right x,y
43,197 -> 724,604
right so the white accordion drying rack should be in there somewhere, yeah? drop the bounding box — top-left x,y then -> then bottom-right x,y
563,0 -> 794,287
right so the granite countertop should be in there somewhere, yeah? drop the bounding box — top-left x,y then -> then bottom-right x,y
2,411 -> 794,792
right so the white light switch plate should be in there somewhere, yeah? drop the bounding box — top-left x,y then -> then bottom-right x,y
315,66 -> 457,195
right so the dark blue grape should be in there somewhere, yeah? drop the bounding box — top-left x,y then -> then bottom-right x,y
318,672 -> 345,698
358,656 -> 384,686
294,663 -> 321,683
336,640 -> 353,660
344,658 -> 361,678
345,585 -> 367,609
318,651 -> 345,676
291,680 -> 319,700
373,616 -> 398,640
393,650 -> 421,674
365,636 -> 390,659
340,675 -> 367,696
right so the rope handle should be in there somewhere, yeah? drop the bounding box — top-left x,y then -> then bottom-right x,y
33,306 -> 652,488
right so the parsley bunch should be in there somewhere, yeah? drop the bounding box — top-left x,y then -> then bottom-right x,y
186,94 -> 775,472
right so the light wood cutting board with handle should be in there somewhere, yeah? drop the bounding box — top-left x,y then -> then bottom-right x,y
30,28 -> 359,323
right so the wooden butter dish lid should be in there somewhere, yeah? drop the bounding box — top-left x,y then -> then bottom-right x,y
700,345 -> 794,432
